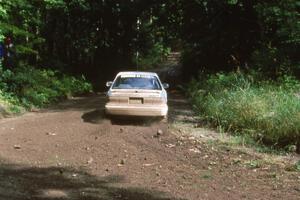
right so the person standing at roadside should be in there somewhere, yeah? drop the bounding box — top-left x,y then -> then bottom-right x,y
3,36 -> 14,69
0,42 -> 4,62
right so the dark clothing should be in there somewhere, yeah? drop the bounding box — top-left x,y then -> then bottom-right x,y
0,43 -> 4,59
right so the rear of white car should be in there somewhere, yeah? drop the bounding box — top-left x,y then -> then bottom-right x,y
105,72 -> 168,117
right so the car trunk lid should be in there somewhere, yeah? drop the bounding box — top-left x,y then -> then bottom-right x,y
108,89 -> 163,105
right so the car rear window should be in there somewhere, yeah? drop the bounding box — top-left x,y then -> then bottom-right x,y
112,74 -> 162,90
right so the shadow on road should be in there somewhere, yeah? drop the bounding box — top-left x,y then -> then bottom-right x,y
0,161 -> 184,200
109,116 -> 164,126
82,109 -> 107,124
81,109 -> 164,127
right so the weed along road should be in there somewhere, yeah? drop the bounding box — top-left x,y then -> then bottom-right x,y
0,93 -> 299,200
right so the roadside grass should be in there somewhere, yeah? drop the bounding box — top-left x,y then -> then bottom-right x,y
219,134 -> 291,155
186,72 -> 300,151
170,113 -> 290,156
168,90 -> 298,173
284,160 -> 300,172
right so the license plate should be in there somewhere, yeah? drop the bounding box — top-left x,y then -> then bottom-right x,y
129,97 -> 143,104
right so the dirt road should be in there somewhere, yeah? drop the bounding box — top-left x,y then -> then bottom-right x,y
0,93 -> 299,200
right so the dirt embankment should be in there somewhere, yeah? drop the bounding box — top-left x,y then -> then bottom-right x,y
0,92 -> 299,200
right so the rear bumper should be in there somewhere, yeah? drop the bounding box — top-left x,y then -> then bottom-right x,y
105,103 -> 168,117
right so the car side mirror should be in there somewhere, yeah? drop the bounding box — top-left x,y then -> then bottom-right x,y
106,81 -> 113,87
162,83 -> 169,89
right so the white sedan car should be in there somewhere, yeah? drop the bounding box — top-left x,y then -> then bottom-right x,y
105,71 -> 169,118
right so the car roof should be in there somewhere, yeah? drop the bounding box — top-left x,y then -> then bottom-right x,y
116,71 -> 158,77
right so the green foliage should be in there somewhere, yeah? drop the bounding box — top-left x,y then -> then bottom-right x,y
15,45 -> 38,55
253,1 -> 300,74
227,0 -> 238,5
0,22 -> 34,38
1,0 -> 299,78
0,64 -> 22,113
0,0 -> 94,113
136,42 -> 171,69
1,0 -> 299,119
0,1 -> 7,42
187,72 -> 300,148
0,0 -> 44,62
13,66 -> 92,107
181,0 -> 300,77
0,65 -> 92,110
0,89 -> 23,114
44,0 -> 66,9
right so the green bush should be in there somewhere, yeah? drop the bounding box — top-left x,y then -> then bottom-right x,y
135,43 -> 171,69
0,89 -> 23,114
0,65 -> 92,111
187,72 -> 300,148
